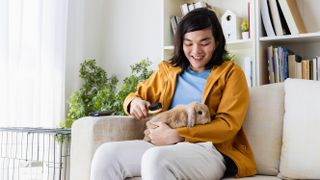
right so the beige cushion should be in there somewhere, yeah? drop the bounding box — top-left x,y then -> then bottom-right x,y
70,116 -> 145,180
223,175 -> 282,180
243,83 -> 284,175
279,79 -> 320,179
127,175 -> 282,180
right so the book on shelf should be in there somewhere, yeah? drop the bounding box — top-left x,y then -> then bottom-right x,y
301,59 -> 310,80
314,57 -> 320,81
261,0 -> 276,37
265,46 -> 320,83
287,54 -> 320,80
277,0 -> 291,35
248,0 -> 253,38
194,1 -> 210,9
278,0 -> 306,34
233,57 -> 254,87
295,61 -> 302,79
188,3 -> 195,12
267,46 -> 275,83
310,60 -> 314,80
298,58 -> 320,80
282,47 -> 289,80
170,16 -> 177,35
288,54 -> 302,78
170,16 -> 181,35
275,47 -> 289,82
274,47 -> 280,82
317,57 -> 320,80
180,3 -> 189,16
243,57 -> 254,87
180,1 -> 211,17
268,0 -> 284,36
312,58 -> 317,81
287,54 -> 294,78
278,47 -> 285,81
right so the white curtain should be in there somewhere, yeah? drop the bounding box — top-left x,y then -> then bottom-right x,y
0,0 -> 68,127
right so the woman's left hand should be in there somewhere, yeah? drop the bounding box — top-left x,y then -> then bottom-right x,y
148,121 -> 184,146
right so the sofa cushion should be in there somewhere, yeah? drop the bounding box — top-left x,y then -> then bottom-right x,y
279,79 -> 320,179
243,83 -> 284,175
127,175 -> 282,180
223,175 -> 281,180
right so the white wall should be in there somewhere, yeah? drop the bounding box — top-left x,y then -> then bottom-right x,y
65,0 -> 162,101
65,0 -> 107,101
102,0 -> 162,81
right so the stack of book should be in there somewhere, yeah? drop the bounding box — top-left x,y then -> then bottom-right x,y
170,16 -> 181,35
180,2 -> 211,16
267,46 -> 320,83
170,1 -> 212,35
260,0 -> 306,37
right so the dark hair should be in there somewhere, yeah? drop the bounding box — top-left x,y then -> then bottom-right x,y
170,8 -> 227,70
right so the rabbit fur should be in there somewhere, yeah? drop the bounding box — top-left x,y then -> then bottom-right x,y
143,102 -> 211,141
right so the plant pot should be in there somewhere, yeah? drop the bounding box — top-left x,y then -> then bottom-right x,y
242,32 -> 249,40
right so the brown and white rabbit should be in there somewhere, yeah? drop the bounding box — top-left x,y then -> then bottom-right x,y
143,102 -> 211,141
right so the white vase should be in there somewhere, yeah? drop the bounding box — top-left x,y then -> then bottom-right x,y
242,32 -> 249,40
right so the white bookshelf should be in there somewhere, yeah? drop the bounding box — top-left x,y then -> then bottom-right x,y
161,0 -> 320,86
257,0 -> 320,84
259,32 -> 320,43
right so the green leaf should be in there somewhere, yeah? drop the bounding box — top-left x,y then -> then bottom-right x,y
60,58 -> 153,127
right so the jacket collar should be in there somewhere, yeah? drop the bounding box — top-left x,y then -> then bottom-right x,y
202,61 -> 234,102
158,60 -> 182,80
159,60 -> 234,104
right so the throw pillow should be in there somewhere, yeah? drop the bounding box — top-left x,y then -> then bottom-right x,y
243,82 -> 284,175
279,79 -> 320,179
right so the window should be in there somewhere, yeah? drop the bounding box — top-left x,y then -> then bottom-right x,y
0,0 -> 69,127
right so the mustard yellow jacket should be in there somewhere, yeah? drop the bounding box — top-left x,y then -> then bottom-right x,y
124,60 -> 256,177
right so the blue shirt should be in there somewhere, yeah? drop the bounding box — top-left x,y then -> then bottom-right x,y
169,67 -> 211,108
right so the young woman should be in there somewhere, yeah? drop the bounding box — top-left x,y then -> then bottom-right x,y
90,8 -> 256,180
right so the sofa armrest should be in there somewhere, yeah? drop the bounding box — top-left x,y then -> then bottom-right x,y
70,116 -> 145,180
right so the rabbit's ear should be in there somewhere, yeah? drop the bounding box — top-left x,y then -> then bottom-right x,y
187,105 -> 196,127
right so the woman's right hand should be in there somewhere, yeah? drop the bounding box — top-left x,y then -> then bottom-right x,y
129,98 -> 151,120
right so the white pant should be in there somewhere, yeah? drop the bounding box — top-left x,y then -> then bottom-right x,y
90,140 -> 226,180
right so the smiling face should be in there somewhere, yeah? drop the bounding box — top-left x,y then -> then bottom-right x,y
183,28 -> 216,72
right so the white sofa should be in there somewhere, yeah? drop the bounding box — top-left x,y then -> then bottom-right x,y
70,79 -> 320,180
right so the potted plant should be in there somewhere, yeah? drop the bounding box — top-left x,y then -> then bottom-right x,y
59,59 -> 153,128
241,19 -> 249,39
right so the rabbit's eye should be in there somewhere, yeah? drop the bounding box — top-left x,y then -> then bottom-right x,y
197,111 -> 202,115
